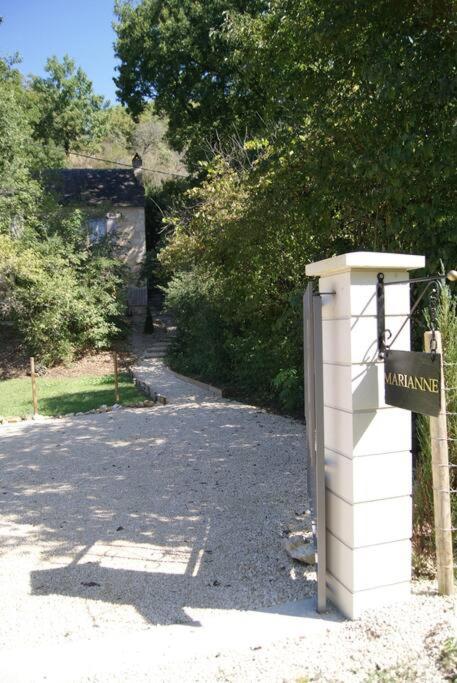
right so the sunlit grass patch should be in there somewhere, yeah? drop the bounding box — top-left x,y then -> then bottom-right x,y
0,373 -> 146,417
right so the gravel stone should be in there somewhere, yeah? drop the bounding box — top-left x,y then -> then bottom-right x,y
0,358 -> 455,682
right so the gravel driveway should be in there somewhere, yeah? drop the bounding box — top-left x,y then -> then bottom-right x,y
0,361 -> 455,682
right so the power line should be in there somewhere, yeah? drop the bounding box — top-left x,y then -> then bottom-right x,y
68,151 -> 188,178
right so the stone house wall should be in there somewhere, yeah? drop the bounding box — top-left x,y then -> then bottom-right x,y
110,206 -> 146,283
84,204 -> 146,284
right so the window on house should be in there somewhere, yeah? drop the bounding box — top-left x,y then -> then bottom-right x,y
87,217 -> 107,243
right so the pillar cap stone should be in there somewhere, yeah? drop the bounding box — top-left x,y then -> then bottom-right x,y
306,251 -> 425,277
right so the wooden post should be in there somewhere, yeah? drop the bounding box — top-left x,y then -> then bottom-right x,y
424,331 -> 454,595
30,357 -> 38,416
113,352 -> 120,403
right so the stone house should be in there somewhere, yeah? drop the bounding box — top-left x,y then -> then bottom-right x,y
47,157 -> 146,294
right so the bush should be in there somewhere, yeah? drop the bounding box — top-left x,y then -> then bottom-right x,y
164,271 -> 230,382
0,219 -> 126,365
163,266 -> 304,412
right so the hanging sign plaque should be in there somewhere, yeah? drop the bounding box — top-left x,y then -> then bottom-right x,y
384,350 -> 441,417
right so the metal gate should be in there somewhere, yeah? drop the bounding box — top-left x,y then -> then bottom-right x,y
303,284 -> 327,612
127,286 -> 148,308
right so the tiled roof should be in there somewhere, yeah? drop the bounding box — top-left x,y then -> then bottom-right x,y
44,168 -> 145,207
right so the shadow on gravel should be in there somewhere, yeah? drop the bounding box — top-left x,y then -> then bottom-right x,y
31,565 -> 205,626
0,401 -> 315,625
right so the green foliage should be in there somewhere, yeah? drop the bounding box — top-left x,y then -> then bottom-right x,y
272,369 -> 302,414
164,271 -> 230,383
29,55 -> 108,154
69,104 -> 137,171
114,0 -> 268,165
0,59 -> 43,235
147,2 -> 457,412
104,105 -> 136,148
0,213 -> 127,365
224,0 -> 457,270
158,151 -> 319,410
438,638 -> 457,681
164,265 -> 304,411
414,287 -> 457,567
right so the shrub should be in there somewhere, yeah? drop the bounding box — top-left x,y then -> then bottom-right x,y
164,271 -> 230,382
163,266 -> 304,411
0,223 -> 126,365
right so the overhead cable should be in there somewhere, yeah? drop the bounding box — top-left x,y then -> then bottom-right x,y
68,151 -> 188,177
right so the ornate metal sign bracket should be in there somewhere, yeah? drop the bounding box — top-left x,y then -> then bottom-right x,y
376,270 -> 456,360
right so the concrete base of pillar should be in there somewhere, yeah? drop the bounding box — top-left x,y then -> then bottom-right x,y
327,573 -> 411,619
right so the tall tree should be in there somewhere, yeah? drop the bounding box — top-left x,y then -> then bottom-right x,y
30,55 -> 108,154
114,0 -> 268,164
0,59 -> 42,235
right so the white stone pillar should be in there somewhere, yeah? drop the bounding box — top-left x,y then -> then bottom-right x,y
305,252 -> 425,619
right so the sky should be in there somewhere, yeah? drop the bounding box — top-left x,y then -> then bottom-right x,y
1,0 -> 121,103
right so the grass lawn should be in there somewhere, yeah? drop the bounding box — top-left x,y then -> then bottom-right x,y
0,373 -> 147,418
